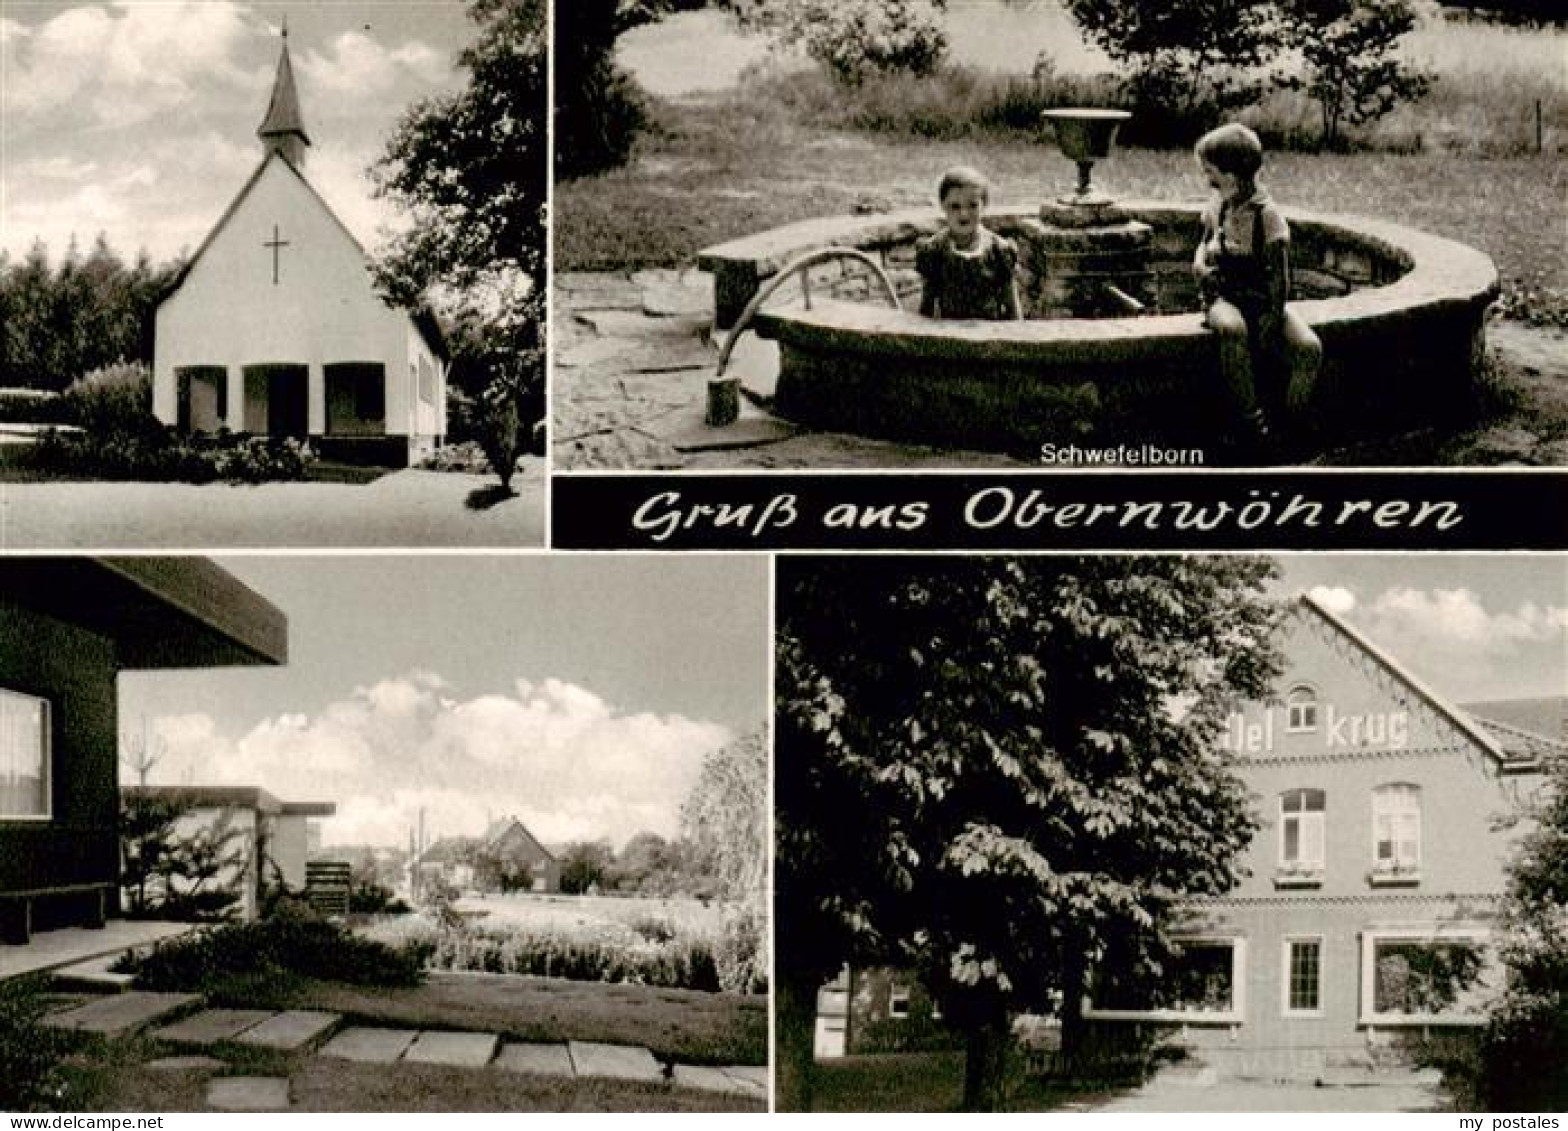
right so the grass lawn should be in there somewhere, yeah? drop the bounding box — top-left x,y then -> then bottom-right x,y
297,971 -> 767,1065
799,1050 -> 1124,1113
555,97 -> 1566,323
60,1034 -> 760,1113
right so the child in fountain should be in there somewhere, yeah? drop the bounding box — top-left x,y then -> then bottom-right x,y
1193,123 -> 1321,453
916,166 -> 1022,321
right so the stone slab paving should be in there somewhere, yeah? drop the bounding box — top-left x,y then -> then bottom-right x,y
152,1008 -> 275,1046
403,1030 -> 499,1067
46,991 -> 200,1037
495,1042 -> 574,1078
235,1010 -> 340,1051
205,1076 -> 291,1112
672,1064 -> 755,1096
317,1026 -> 419,1063
568,1040 -> 665,1083
146,1055 -> 224,1072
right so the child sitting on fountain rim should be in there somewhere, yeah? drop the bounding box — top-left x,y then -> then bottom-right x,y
1193,123 -> 1322,455
916,166 -> 1023,321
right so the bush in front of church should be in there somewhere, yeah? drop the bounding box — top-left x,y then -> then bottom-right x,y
60,360 -> 160,438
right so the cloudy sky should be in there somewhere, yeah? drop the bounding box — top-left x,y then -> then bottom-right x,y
119,556 -> 770,851
2,0 -> 474,263
1276,554 -> 1565,704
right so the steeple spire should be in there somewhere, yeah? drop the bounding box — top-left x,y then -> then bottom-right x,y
258,22 -> 311,168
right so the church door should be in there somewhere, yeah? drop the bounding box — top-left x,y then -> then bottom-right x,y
176,366 -> 228,432
241,364 -> 309,439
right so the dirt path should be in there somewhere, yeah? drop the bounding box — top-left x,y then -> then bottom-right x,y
0,461 -> 546,549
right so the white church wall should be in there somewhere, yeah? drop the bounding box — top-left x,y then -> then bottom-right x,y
154,159 -> 418,441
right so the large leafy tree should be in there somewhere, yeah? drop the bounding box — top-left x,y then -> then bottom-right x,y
1277,0 -> 1431,149
372,0 -> 547,480
1,236 -> 179,392
1064,0 -> 1286,135
776,555 -> 1283,1111
1466,752 -> 1568,1109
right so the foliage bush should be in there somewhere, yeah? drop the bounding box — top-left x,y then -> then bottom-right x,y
734,0 -> 950,85
0,388 -> 67,425
349,880 -> 412,916
126,901 -> 426,996
0,979 -> 72,1111
60,360 -> 158,436
715,905 -> 768,995
1277,0 -> 1432,149
30,427 -> 311,484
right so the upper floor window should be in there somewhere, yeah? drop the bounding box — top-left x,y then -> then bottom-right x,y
888,981 -> 911,1019
1286,685 -> 1319,732
1372,783 -> 1421,877
0,689 -> 50,820
1279,788 -> 1325,876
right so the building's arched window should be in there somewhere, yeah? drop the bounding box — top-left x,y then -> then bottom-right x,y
1286,685 -> 1319,732
1279,788 -> 1326,873
1372,783 -> 1421,875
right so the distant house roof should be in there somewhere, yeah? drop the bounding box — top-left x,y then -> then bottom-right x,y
124,785 -> 334,818
482,815 -> 556,863
1460,697 -> 1566,743
0,557 -> 286,670
415,836 -> 478,867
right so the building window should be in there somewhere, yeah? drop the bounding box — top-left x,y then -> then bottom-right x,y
418,356 -> 435,405
1372,784 -> 1421,880
889,982 -> 911,1019
0,689 -> 50,819
1085,938 -> 1247,1023
1361,931 -> 1491,1024
1278,788 -> 1325,882
1284,938 -> 1323,1016
1286,686 -> 1319,732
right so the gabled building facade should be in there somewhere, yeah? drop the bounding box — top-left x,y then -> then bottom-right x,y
0,559 -> 286,945
1086,595 -> 1559,1079
476,815 -> 560,894
810,594 -> 1561,1079
153,30 -> 446,466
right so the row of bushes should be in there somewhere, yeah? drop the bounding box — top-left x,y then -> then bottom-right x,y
729,52 -> 1561,156
30,427 -> 313,484
124,902 -> 425,1001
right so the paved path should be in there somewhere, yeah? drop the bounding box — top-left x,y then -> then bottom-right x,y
147,1008 -> 766,1104
46,991 -> 200,1038
554,269 -> 1568,470
0,461 -> 546,549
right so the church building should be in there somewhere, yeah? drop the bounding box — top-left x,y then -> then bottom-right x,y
153,30 -> 446,466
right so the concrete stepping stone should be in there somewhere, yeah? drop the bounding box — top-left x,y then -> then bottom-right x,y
495,1042 -> 573,1078
46,991 -> 200,1037
673,1064 -> 758,1096
152,1008 -> 275,1046
722,1065 -> 769,1089
236,1010 -> 339,1051
318,1026 -> 419,1063
51,954 -> 137,993
146,1055 -> 224,1072
557,337 -> 638,369
206,1076 -> 290,1111
568,1041 -> 664,1084
403,1030 -> 499,1067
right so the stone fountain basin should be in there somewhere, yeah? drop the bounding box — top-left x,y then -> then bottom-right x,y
697,202 -> 1498,455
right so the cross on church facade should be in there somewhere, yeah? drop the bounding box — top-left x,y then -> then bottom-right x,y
263,224 -> 291,285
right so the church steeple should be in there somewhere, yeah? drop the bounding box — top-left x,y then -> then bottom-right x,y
257,22 -> 311,168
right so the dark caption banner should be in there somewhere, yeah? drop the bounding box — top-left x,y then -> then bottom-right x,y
552,471 -> 1568,551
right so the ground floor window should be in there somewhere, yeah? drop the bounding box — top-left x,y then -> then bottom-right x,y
1361,930 -> 1491,1024
1284,937 -> 1323,1016
325,362 -> 387,436
0,689 -> 50,819
1086,937 -> 1247,1023
176,365 -> 227,432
